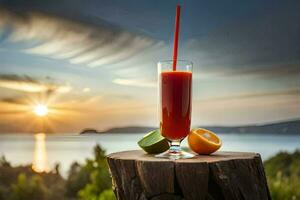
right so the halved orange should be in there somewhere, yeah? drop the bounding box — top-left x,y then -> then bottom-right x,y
188,128 -> 222,155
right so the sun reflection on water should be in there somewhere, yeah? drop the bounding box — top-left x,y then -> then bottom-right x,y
32,133 -> 49,173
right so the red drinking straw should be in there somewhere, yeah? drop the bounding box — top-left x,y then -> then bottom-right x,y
172,4 -> 181,71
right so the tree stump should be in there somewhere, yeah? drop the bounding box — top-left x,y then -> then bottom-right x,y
107,150 -> 270,200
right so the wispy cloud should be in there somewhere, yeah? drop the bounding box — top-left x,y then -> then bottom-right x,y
214,64 -> 300,78
198,89 -> 300,102
0,74 -> 71,93
0,8 -> 157,68
113,78 -> 156,88
0,96 -> 27,105
82,87 -> 91,93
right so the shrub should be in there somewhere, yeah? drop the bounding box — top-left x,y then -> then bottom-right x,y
10,173 -> 47,200
264,150 -> 300,200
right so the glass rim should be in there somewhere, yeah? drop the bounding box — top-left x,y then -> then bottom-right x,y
158,59 -> 193,66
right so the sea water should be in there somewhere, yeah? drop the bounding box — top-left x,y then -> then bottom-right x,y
0,133 -> 299,177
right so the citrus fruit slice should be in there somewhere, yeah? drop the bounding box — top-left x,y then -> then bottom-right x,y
188,128 -> 222,155
138,129 -> 170,154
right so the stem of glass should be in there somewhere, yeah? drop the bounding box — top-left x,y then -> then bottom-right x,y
168,140 -> 182,159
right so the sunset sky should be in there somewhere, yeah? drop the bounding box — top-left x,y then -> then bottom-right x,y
0,0 -> 300,133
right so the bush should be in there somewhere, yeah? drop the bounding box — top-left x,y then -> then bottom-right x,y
10,173 -> 47,200
264,150 -> 300,200
98,189 -> 116,200
0,186 -> 5,200
65,162 -> 90,198
65,145 -> 113,199
0,144 -> 115,200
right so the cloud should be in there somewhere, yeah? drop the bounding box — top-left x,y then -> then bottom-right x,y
0,8 -> 157,68
198,89 -> 300,102
0,8 -> 170,89
0,74 -> 71,93
113,78 -> 156,88
0,96 -> 27,105
214,64 -> 300,78
82,87 -> 91,93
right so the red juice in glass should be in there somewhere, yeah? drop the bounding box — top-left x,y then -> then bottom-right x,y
160,71 -> 192,140
157,61 -> 193,159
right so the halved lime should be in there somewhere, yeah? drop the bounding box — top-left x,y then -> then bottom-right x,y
138,129 -> 169,154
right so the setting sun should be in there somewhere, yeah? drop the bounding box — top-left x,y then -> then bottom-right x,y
34,104 -> 49,117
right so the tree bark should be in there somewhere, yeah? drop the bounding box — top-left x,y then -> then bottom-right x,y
107,150 -> 271,200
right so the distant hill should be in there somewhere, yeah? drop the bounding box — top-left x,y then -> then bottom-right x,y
80,128 -> 100,134
203,120 -> 300,134
80,126 -> 155,134
100,126 -> 155,134
80,120 -> 300,134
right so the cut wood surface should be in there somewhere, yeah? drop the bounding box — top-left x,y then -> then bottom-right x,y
107,150 -> 271,200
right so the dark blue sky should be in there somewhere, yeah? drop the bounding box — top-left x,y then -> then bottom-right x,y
0,0 -> 299,132
0,0 -> 291,40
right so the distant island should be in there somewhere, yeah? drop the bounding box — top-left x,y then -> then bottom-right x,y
80,126 -> 154,134
80,119 -> 300,134
80,128 -> 101,134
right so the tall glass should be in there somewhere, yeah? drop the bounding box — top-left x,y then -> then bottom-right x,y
156,60 -> 194,159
